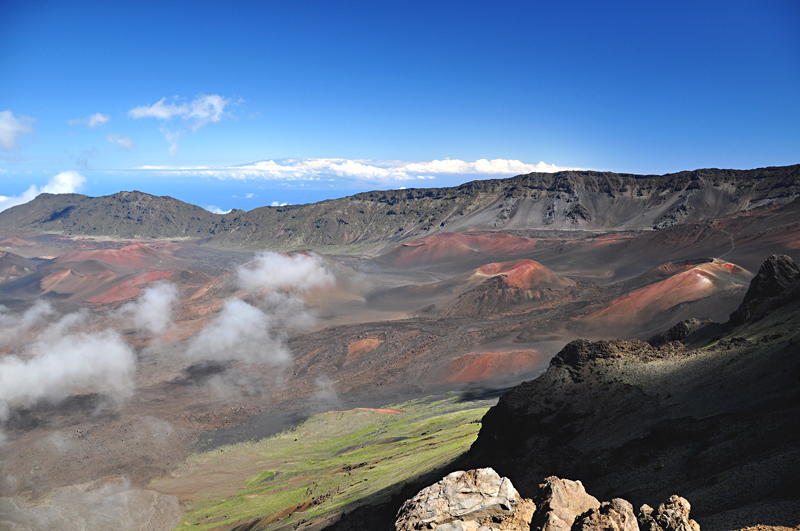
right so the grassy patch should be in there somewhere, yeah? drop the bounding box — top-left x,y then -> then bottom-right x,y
161,394 -> 494,531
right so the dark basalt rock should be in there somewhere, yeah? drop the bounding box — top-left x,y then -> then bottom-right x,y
729,254 -> 800,325
652,319 -> 711,346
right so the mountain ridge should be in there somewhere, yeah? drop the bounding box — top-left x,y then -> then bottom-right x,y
0,165 -> 798,250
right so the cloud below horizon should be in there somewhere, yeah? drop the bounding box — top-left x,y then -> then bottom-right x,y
186,252 -> 334,367
0,303 -> 137,423
0,171 -> 86,212
139,157 -> 578,183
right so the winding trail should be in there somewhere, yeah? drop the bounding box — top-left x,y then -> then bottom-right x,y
717,228 -> 736,259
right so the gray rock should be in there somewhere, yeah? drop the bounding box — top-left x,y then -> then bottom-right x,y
530,476 -> 600,531
653,318 -> 711,346
730,254 -> 800,325
571,498 -> 637,531
637,495 -> 700,531
395,468 -> 535,531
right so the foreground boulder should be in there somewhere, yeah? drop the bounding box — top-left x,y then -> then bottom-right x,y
395,468 -> 535,531
530,477 -> 600,531
638,496 -> 700,531
572,498 -> 637,531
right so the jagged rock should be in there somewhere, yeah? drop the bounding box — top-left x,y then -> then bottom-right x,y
571,498 -> 637,531
530,477 -> 600,531
730,254 -> 800,325
395,468 -> 535,531
741,254 -> 800,304
637,496 -> 700,531
653,318 -> 711,346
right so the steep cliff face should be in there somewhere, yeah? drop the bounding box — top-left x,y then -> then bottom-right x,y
466,257 -> 800,531
1,165 -> 798,249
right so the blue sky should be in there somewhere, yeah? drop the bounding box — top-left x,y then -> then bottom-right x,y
1,0 -> 798,213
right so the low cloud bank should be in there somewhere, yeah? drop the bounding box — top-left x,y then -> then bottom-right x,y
187,252 -> 334,367
116,282 -> 179,335
186,298 -> 291,365
310,375 -> 342,413
237,251 -> 335,293
0,327 -> 136,421
0,170 -> 86,212
139,157 -> 579,183
0,284 -> 179,435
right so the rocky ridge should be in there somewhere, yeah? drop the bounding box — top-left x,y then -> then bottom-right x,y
1,165 -> 798,249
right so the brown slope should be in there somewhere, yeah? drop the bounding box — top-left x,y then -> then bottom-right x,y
442,260 -> 579,318
586,259 -> 751,326
54,242 -> 182,270
377,232 -> 538,268
0,250 -> 37,284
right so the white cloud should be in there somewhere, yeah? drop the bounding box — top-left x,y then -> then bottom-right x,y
185,94 -> 230,131
128,95 -> 233,153
185,252 -> 334,367
160,126 -> 181,156
137,158 -> 578,183
245,193 -> 256,199
0,186 -> 38,213
0,171 -> 86,212
203,205 -> 232,215
68,113 -> 110,128
0,318 -> 137,421
186,298 -> 292,366
271,201 -> 288,207
41,170 -> 86,194
237,251 -> 335,294
0,110 -> 34,151
116,283 -> 179,335
128,98 -> 188,120
107,133 -> 134,150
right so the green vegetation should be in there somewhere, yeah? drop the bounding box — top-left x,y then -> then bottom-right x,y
162,395 -> 494,531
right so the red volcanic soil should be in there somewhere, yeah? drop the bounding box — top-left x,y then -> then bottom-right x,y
85,271 -> 176,303
590,259 -> 751,323
356,408 -> 405,414
589,234 -> 633,246
55,242 -> 176,270
380,232 -> 537,267
432,350 -> 543,385
0,237 -> 35,248
347,338 -> 383,360
39,269 -> 120,297
476,259 -> 576,290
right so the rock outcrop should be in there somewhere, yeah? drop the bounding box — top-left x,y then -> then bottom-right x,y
529,477 -> 600,531
637,496 -> 700,531
729,254 -> 800,325
396,472 -> 702,531
395,468 -> 535,531
572,498 -> 638,531
652,318 -> 711,346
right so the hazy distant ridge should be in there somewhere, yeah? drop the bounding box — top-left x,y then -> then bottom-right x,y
1,165 -> 797,249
